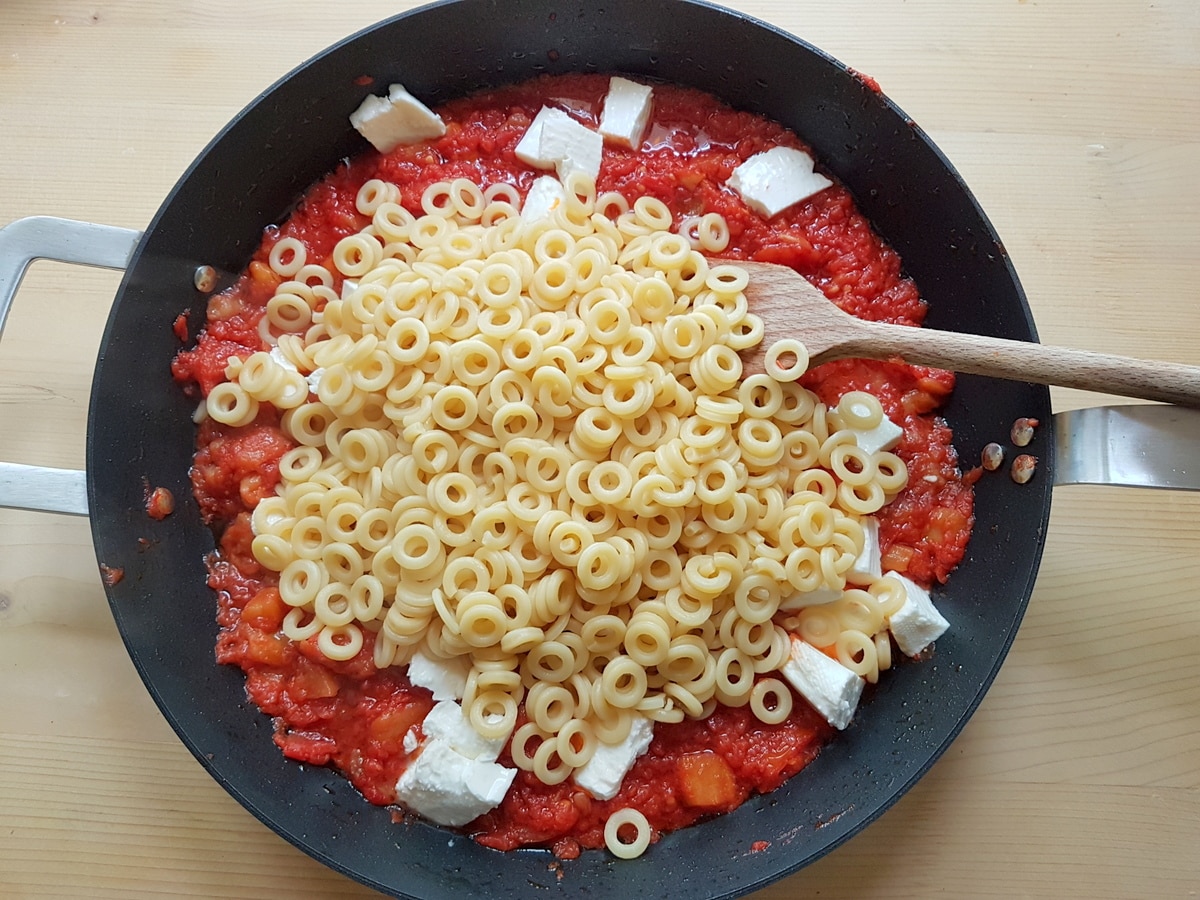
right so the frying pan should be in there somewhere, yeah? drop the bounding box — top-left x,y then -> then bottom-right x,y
0,0 -> 1114,895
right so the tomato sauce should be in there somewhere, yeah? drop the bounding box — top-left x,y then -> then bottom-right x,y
175,73 -> 972,854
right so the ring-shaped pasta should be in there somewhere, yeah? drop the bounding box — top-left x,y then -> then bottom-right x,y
791,468 -> 838,504
281,606 -> 323,642
734,572 -> 781,624
837,390 -> 885,430
430,384 -> 478,431
604,808 -> 652,860
531,735 -> 574,786
833,589 -> 886,635
349,574 -> 385,621
870,575 -> 909,618
623,612 -> 672,667
837,479 -> 887,515
601,656 -> 648,709
524,640 -> 575,684
836,629 -> 879,680
526,682 -> 575,733
456,592 -> 508,648
500,625 -> 544,656
556,718 -> 597,768
356,179 -> 400,215
749,677 -> 794,725
796,607 -> 841,649
206,382 -> 259,427
510,721 -> 547,772
763,337 -> 811,382
469,689 -> 519,740
268,236 -> 307,277
580,614 -> 626,654
317,623 -> 364,661
714,647 -> 755,705
873,451 -> 909,494
278,557 -> 326,607
705,263 -> 749,295
313,581 -> 357,628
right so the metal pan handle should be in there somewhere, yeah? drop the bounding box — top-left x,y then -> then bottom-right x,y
1054,404 -> 1200,491
0,216 -> 142,516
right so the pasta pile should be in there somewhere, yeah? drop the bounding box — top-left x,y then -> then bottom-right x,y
205,171 -> 911,787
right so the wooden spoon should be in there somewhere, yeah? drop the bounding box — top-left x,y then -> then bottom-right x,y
739,261 -> 1200,406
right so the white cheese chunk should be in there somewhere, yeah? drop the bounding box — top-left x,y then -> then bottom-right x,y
847,516 -> 882,585
350,84 -> 447,154
728,146 -> 832,218
780,636 -> 864,730
539,111 -> 604,182
850,416 -> 904,455
573,714 -> 654,800
889,575 -> 950,657
420,699 -> 510,764
340,279 -> 359,300
778,585 -> 842,611
407,649 -> 470,701
394,739 -> 516,827
514,106 -> 574,169
305,367 -> 325,393
599,76 -> 653,148
403,726 -> 421,754
521,175 -> 567,222
268,346 -> 299,374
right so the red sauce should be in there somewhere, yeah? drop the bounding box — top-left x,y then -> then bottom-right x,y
176,73 -> 972,854
144,486 -> 175,520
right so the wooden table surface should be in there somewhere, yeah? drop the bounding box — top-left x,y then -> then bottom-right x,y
2,2 -> 1198,897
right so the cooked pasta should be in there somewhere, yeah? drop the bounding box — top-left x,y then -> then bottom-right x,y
604,807 -> 653,859
233,172 -> 910,789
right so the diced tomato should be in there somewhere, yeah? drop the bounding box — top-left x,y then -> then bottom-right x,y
369,702 -> 433,747
677,752 -> 739,810
245,631 -> 291,667
241,587 -> 286,631
276,730 -> 337,765
881,543 -> 915,573
288,661 -> 342,701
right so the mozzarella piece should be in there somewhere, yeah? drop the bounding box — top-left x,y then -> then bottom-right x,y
778,585 -> 842,611
850,416 -> 904,455
305,367 -> 325,393
349,84 -> 447,154
727,146 -> 832,218
394,739 -> 516,827
780,636 -> 864,730
599,76 -> 653,148
340,279 -> 359,300
538,111 -> 604,182
403,726 -> 421,754
268,346 -> 298,374
420,700 -> 510,764
847,517 -> 882,585
521,175 -> 567,222
515,105 -> 604,182
889,575 -> 951,657
573,714 -> 654,800
407,649 -> 470,701
515,106 -> 572,169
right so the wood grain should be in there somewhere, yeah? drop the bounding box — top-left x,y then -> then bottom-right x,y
2,1 -> 1198,898
743,260 -> 1200,405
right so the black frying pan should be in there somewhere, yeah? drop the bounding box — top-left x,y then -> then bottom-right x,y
60,0 -> 1050,896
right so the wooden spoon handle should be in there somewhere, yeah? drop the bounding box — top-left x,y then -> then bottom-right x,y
859,321 -> 1200,406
